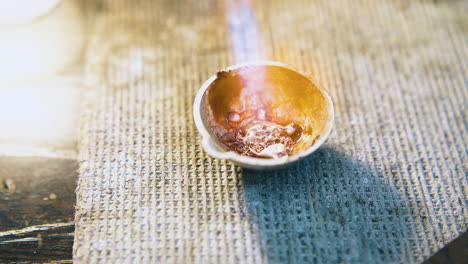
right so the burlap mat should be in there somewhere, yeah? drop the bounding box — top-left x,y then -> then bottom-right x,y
74,0 -> 467,263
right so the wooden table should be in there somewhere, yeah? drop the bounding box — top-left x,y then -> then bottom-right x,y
0,156 -> 76,263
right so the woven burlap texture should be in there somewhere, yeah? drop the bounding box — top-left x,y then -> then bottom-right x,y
74,0 -> 467,263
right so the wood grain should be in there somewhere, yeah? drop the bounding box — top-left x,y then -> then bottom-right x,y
423,231 -> 468,264
0,156 -> 77,263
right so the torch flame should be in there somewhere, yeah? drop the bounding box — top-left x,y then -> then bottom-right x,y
225,0 -> 263,62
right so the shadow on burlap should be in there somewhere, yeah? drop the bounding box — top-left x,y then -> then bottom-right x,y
244,147 -> 414,263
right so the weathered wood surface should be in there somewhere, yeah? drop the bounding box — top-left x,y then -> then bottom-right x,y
423,231 -> 468,264
0,156 -> 77,263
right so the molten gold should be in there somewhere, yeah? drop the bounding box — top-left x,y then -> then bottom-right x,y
202,64 -> 332,159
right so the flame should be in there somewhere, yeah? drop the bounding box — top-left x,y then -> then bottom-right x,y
225,0 -> 263,62
223,0 -> 268,114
